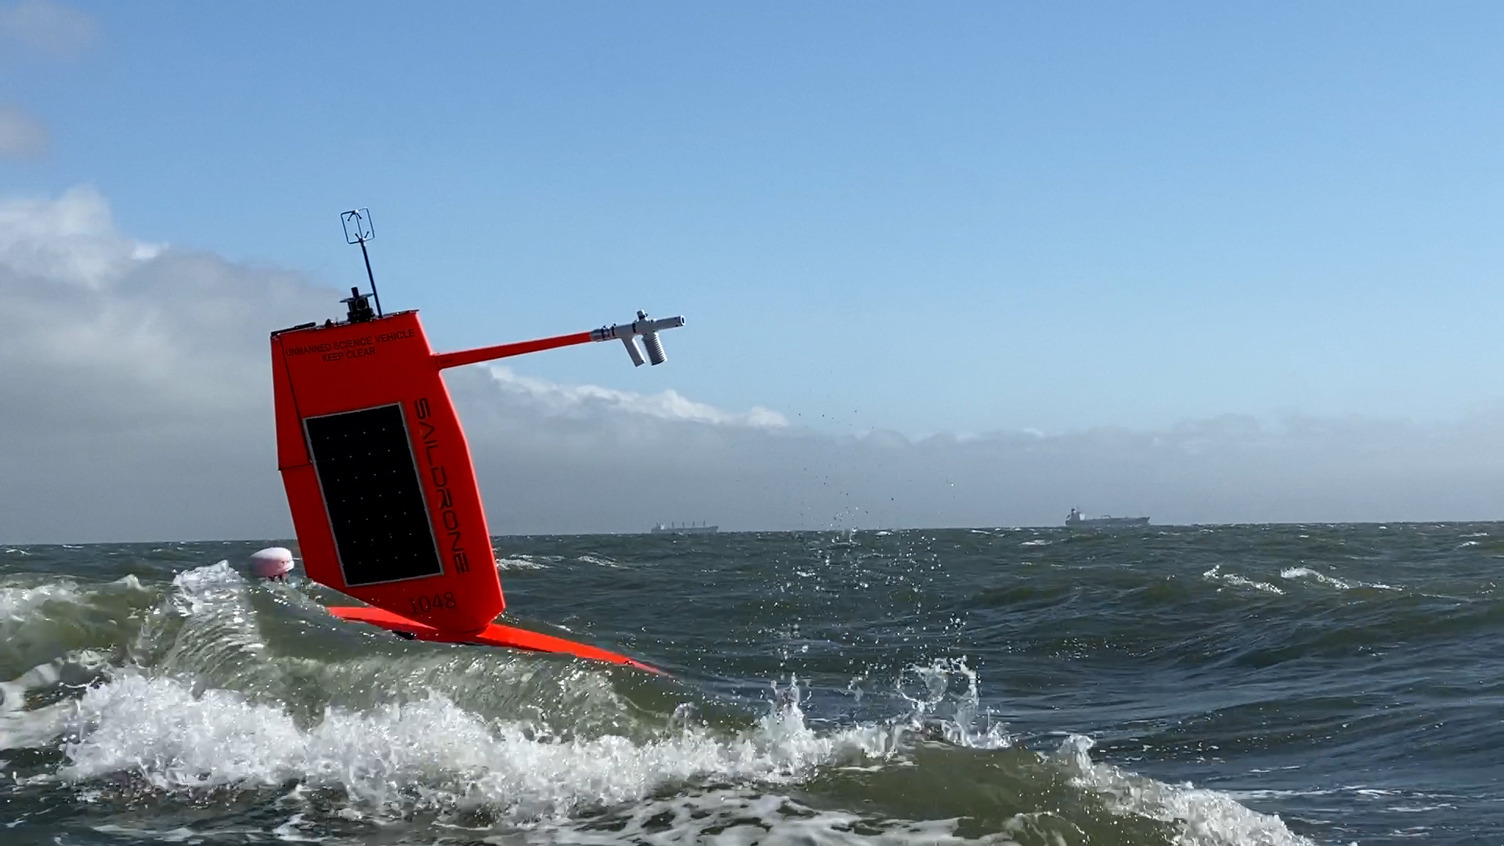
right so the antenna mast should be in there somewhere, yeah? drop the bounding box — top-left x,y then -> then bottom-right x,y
340,208 -> 382,318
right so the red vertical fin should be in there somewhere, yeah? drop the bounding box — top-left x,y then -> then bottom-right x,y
272,311 -> 504,634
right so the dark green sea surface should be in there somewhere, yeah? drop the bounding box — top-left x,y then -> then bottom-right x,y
1,523 -> 1499,844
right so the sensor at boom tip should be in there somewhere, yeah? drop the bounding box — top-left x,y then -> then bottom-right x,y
590,310 -> 687,368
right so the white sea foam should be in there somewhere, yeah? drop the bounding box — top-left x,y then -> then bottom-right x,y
1389,804 -> 1454,813
0,577 -> 138,627
91,824 -> 205,842
576,554 -> 625,569
59,672 -> 896,823
46,648 -> 1318,846
1202,565 -> 1284,595
496,556 -> 550,571
530,790 -> 1028,845
168,560 -> 245,615
0,574 -> 153,670
895,659 -> 1012,750
1052,735 -> 1317,846
0,650 -> 113,751
1279,567 -> 1396,591
1279,567 -> 1354,590
33,566 -> 1316,846
148,562 -> 270,672
0,582 -> 81,625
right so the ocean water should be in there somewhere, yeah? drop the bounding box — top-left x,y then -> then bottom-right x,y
1,523 -> 1500,845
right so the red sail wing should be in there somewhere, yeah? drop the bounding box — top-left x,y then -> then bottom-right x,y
272,311 -> 504,634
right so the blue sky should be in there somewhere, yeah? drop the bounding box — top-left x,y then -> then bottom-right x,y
4,2 -> 1504,539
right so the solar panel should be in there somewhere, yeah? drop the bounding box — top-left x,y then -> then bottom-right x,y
304,404 -> 444,586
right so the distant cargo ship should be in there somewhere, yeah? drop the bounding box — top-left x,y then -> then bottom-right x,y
1065,507 -> 1149,529
650,522 -> 719,534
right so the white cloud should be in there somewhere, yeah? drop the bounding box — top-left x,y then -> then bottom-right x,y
480,365 -> 787,429
0,187 -> 338,542
0,186 -> 153,286
0,186 -> 309,430
0,103 -> 48,160
450,362 -> 1504,535
3,186 -> 1502,542
0,0 -> 97,60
